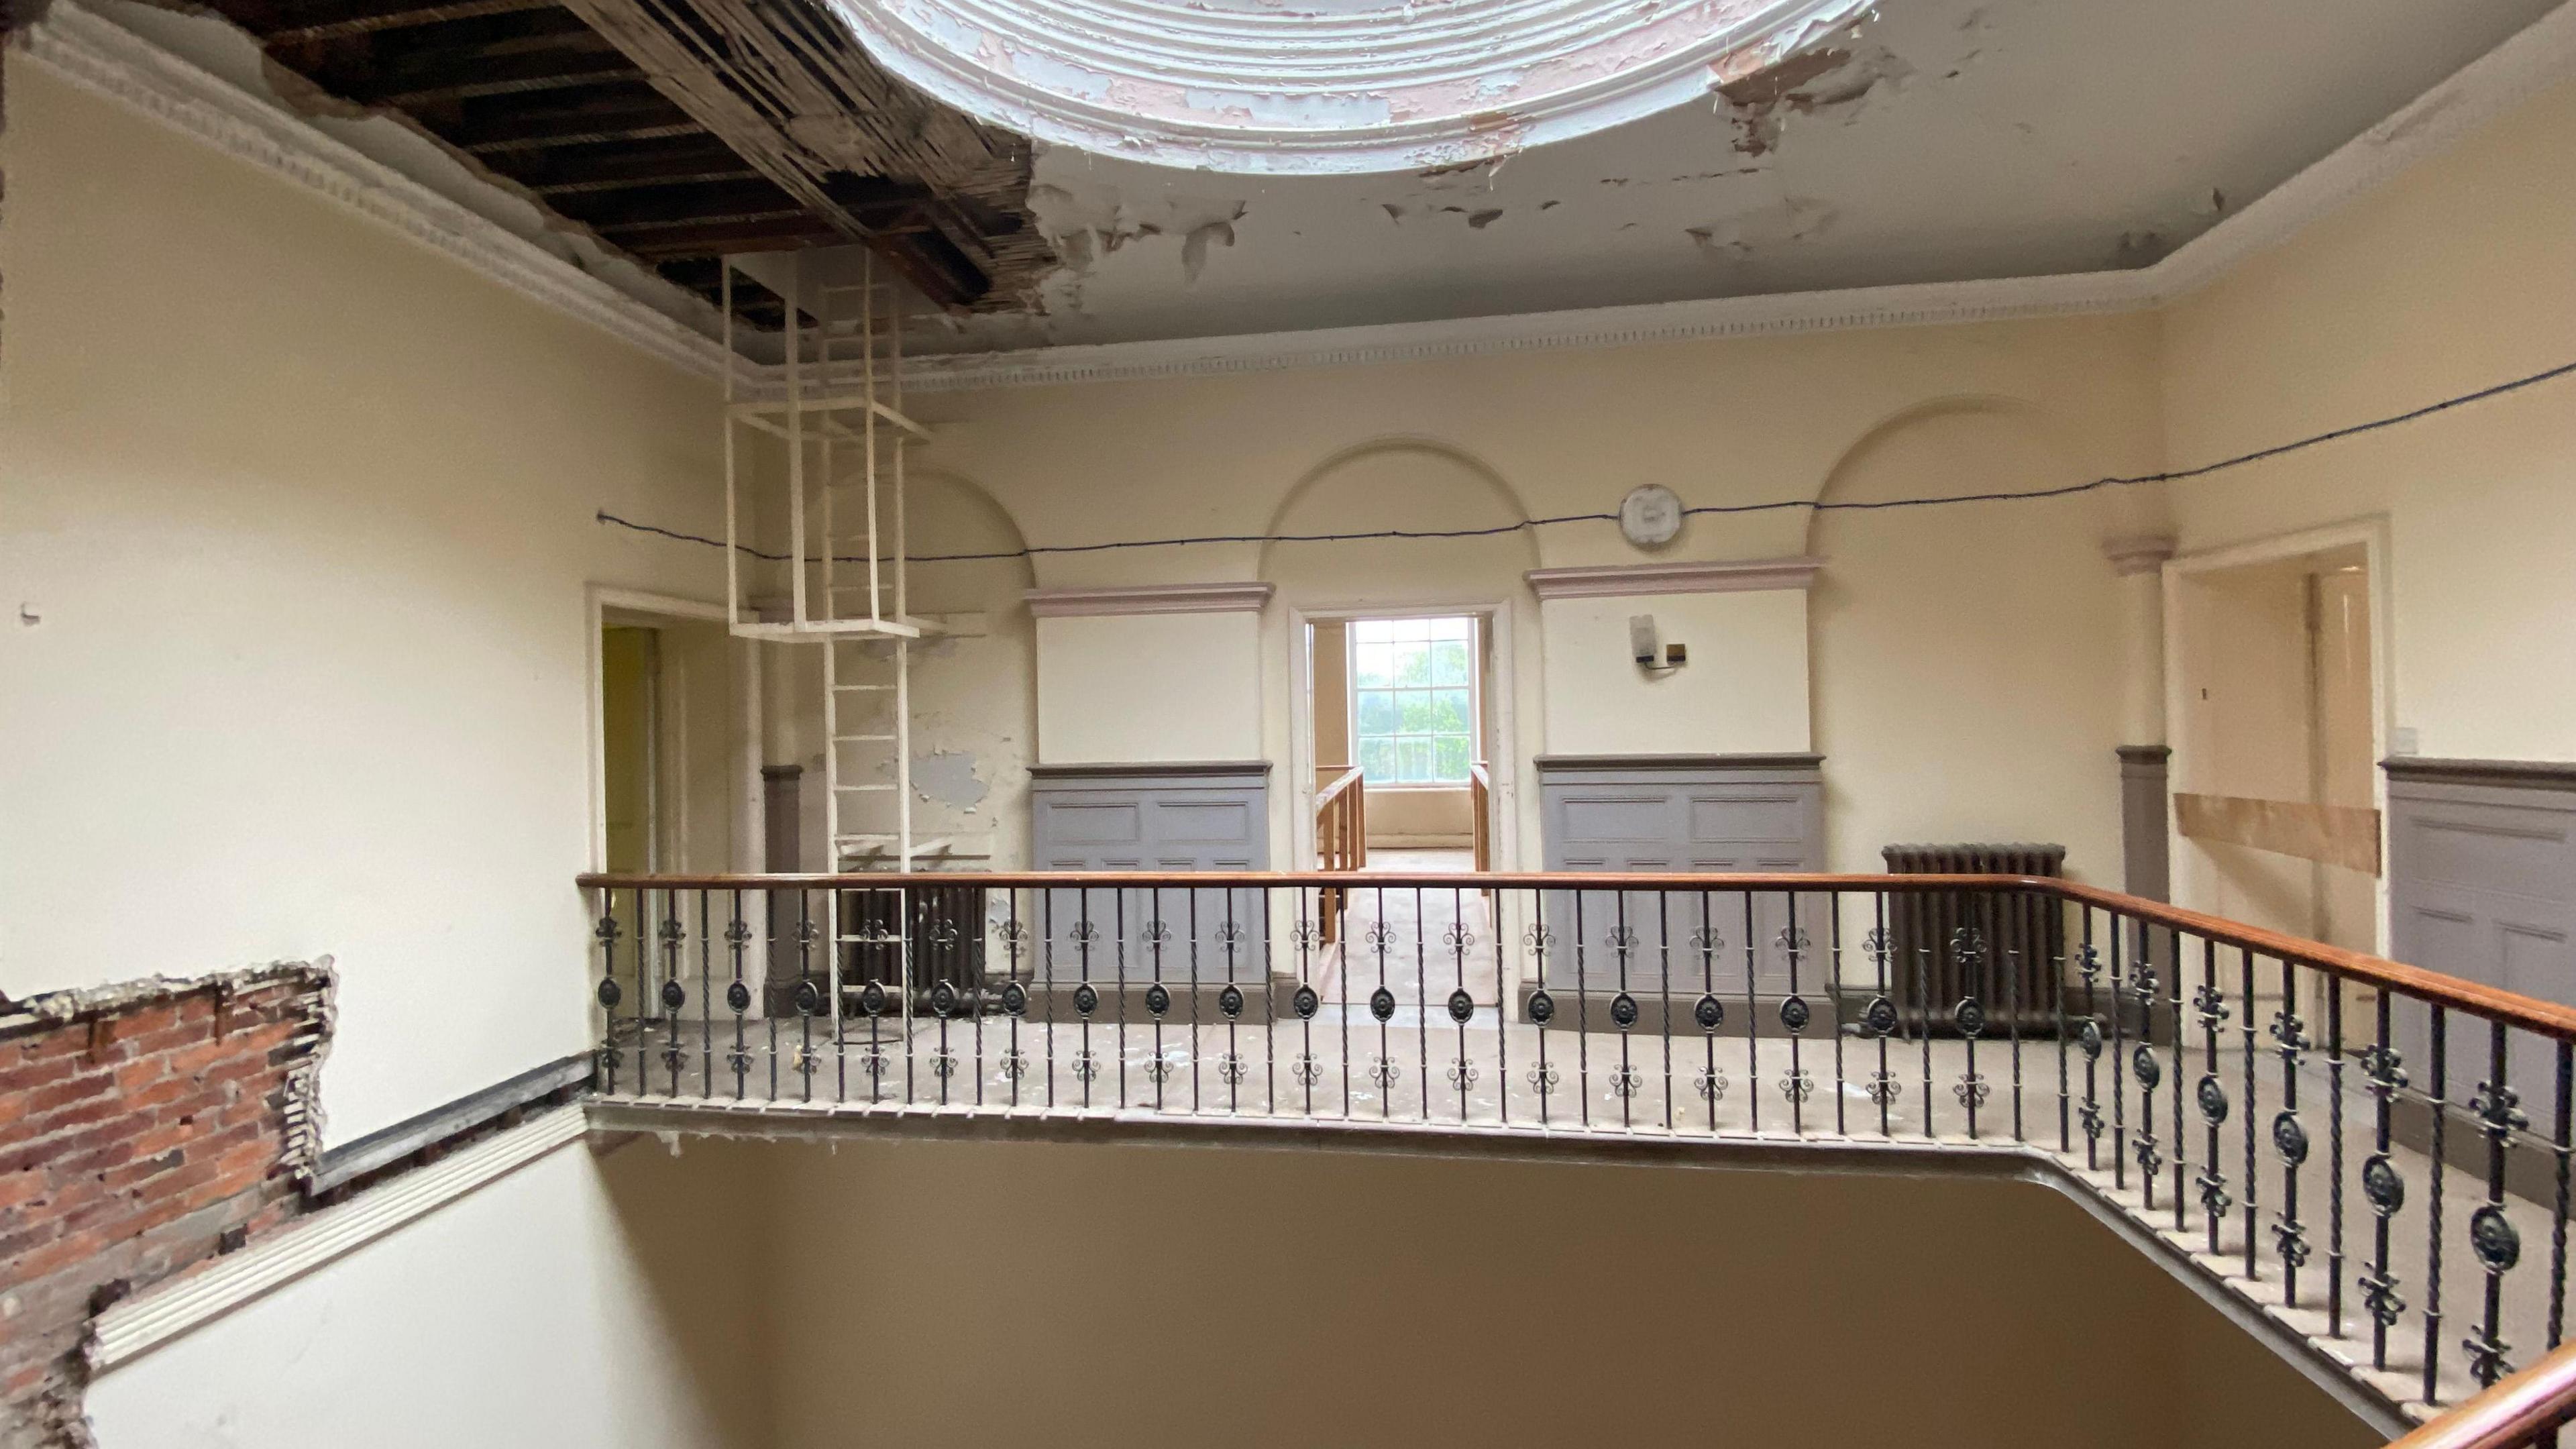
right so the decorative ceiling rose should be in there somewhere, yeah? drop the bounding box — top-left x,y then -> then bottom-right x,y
824,0 -> 1876,173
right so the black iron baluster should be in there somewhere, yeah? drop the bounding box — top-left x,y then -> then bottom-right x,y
1374,883 -> 1394,1122
1917,934 -> 1935,1140
2466,1020 -> 2526,1388
2131,933 -> 2161,1215
1293,890 -> 1319,1118
1350,876 -> 1370,1124
658,889 -> 684,1095
2328,971 -> 2347,1336
2108,918 -> 2127,1189
1493,885 -> 1509,1127
857,904 -> 883,1106
2555,1042 -> 2573,1352
1530,890 -> 1554,1127
1659,890 -> 1675,1133
1146,887 -> 1168,1112
1576,892 -> 1593,1129
2241,946 -> 2259,1281
1695,894 -> 1725,1134
2361,988 -> 2408,1371
1414,884 -> 1430,1124
2169,924 -> 2186,1230
1221,890 -> 1246,1114
765,890 -> 781,1101
594,892 -> 624,1094
2271,959 -> 2312,1306
1955,928 -> 1988,1142
697,891 -> 712,1096
2078,910 -> 2102,1169
1829,891 -> 1847,1138
794,889 -> 816,1104
1744,893 -> 1762,1136
1263,893 -> 1277,1117
930,906 -> 960,1109
1115,888 -> 1129,1109
1781,902 -> 1811,1136
1451,885 -> 1475,1124
726,891 -> 750,1099
2196,937 -> 2231,1256
1864,898 -> 1896,1138
2006,934 -> 2025,1144
1611,891 -> 1635,1130
2428,1003 -> 2450,1403
1040,889 -> 1056,1109
1075,888 -> 1097,1110
636,887 -> 653,1096
1000,893 -> 1028,1109
2053,906 -> 2071,1154
1189,888 -> 1203,1114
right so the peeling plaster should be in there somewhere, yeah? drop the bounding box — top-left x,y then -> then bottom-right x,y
899,0 -> 2560,354
909,750 -> 991,811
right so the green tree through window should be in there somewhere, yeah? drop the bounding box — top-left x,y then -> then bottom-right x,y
1351,616 -> 1476,785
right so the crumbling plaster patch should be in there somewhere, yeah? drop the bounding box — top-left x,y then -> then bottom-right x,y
908,0 -> 2561,354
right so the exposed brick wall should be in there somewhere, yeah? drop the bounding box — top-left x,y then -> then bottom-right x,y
0,963 -> 332,1449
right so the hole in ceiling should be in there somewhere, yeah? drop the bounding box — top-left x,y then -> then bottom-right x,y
818,0 -> 1878,174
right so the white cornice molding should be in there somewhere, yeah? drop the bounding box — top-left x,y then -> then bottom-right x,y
1025,582 -> 1275,618
900,272 -> 2151,394
23,0 -> 2576,394
86,1107 -> 586,1372
1525,557 -> 1824,600
19,5 -> 727,382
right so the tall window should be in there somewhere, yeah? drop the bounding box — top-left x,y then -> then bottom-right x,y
1351,616 -> 1476,785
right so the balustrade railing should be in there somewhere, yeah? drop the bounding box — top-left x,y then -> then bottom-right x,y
579,868 -> 2576,1421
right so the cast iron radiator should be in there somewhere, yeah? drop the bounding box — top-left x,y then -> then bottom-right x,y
1881,843 -> 2066,1029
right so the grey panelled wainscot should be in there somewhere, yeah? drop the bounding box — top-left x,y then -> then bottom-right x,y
1531,754 -> 1825,1026
1028,762 -> 1271,990
2385,757 -> 2576,1091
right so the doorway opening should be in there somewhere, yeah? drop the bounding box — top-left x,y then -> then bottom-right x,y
1303,610 -> 1503,1008
2168,537 -> 2382,957
592,592 -> 748,875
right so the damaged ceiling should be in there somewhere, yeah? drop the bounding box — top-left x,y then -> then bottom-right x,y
74,0 -> 2563,352
915,0 -> 2563,352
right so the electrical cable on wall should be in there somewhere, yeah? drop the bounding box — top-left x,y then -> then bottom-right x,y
596,355 -> 2576,566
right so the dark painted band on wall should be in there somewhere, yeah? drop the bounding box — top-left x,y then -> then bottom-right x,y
306,1052 -> 594,1195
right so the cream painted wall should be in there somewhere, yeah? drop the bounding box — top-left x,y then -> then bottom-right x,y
1807,405 -> 2131,882
910,315 -> 2165,874
1541,590 -> 1813,756
0,62 -> 730,1141
762,1136 -> 2373,1449
85,1139 -> 768,1449
2157,74 -> 2576,767
1035,612 -> 1264,763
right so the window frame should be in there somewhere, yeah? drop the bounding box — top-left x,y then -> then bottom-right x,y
1346,615 -> 1481,790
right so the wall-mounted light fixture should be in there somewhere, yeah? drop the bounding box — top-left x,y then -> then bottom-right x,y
1629,614 -> 1686,674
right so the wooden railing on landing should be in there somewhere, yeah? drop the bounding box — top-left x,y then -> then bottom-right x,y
1469,762 -> 1492,877
2392,1340 -> 2576,1448
1313,765 -> 1365,944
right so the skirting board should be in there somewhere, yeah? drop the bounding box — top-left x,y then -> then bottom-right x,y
87,1106 -> 588,1372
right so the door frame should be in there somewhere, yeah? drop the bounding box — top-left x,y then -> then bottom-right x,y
1285,598 -> 1520,875
2160,515 -> 2393,953
585,585 -> 738,874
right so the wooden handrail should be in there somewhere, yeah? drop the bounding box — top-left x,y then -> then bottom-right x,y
2389,1340 -> 2576,1449
1312,766 -> 1366,943
1314,766 -> 1362,808
573,868 -> 2576,1042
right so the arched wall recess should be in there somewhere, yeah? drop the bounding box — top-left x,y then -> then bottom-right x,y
1803,399 -> 2129,898
825,0 -> 1877,173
